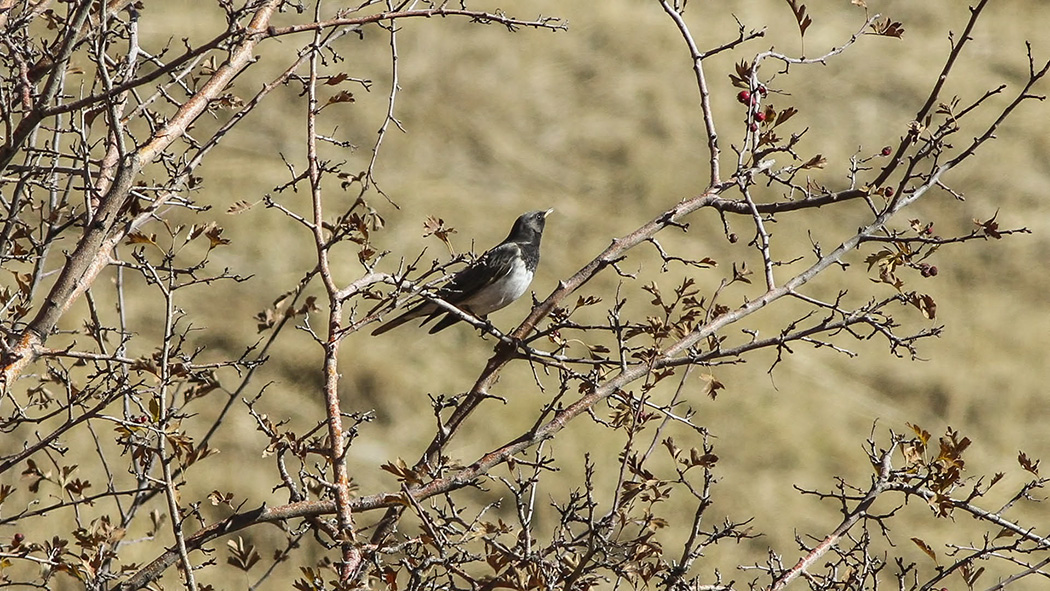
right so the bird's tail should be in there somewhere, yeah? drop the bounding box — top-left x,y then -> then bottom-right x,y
370,302 -> 434,336
427,311 -> 468,334
370,313 -> 412,336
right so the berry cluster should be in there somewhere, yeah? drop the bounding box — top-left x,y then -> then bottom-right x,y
738,85 -> 769,132
736,85 -> 769,105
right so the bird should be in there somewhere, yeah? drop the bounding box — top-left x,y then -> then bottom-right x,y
371,209 -> 553,336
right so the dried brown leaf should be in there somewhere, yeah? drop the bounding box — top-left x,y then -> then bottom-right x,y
801,153 -> 826,169
700,373 -> 725,399
911,537 -> 937,563
227,200 -> 254,214
785,0 -> 813,39
870,17 -> 905,38
1018,450 -> 1040,476
325,72 -> 350,86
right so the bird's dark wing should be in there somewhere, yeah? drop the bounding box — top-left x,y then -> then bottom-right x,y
371,243 -> 520,336
424,243 -> 522,333
437,242 -> 521,303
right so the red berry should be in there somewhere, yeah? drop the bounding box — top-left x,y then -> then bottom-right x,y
758,85 -> 768,97
881,146 -> 893,156
884,186 -> 894,197
12,533 -> 24,547
918,263 -> 939,278
754,111 -> 767,122
737,90 -> 751,104
749,122 -> 758,132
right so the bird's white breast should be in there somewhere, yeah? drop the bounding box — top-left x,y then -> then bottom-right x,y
461,257 -> 533,316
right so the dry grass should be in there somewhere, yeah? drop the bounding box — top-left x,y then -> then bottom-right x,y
13,0 -> 1050,587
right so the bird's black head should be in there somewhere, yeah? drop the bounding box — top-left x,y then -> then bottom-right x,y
506,208 -> 553,244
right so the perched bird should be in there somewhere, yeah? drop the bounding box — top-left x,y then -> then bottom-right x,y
371,209 -> 553,336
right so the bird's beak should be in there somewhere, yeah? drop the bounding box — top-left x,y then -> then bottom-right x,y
543,208 -> 554,218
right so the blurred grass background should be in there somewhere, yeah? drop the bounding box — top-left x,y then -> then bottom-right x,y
20,0 -> 1050,586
